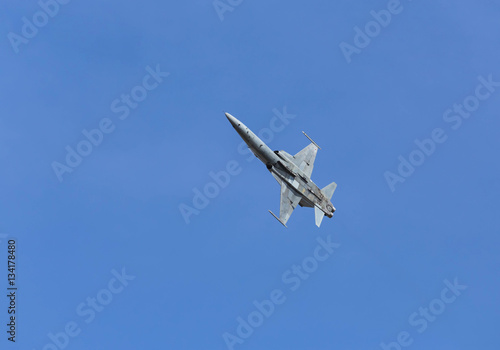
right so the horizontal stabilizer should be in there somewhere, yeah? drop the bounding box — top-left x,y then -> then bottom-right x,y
314,205 -> 325,227
321,182 -> 337,201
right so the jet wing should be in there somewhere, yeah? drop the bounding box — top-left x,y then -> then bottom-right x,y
292,143 -> 318,178
278,182 -> 302,226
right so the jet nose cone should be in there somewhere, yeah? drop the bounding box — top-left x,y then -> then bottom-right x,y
225,112 -> 239,127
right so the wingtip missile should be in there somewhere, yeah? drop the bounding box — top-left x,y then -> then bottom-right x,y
302,131 -> 321,149
268,210 -> 288,228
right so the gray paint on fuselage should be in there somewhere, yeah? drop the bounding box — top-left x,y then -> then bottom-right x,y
225,112 -> 336,225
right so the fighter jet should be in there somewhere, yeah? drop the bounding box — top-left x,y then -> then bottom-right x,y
225,112 -> 337,227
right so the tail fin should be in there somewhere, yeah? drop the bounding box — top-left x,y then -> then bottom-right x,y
321,182 -> 337,200
315,182 -> 337,227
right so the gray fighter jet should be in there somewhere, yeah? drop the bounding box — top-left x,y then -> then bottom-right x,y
225,112 -> 337,227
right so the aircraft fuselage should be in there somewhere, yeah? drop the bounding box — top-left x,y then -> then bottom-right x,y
226,113 -> 335,218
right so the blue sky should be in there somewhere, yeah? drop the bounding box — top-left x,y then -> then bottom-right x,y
1,0 -> 499,349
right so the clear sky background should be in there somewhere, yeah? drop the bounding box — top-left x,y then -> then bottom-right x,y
1,0 -> 499,349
